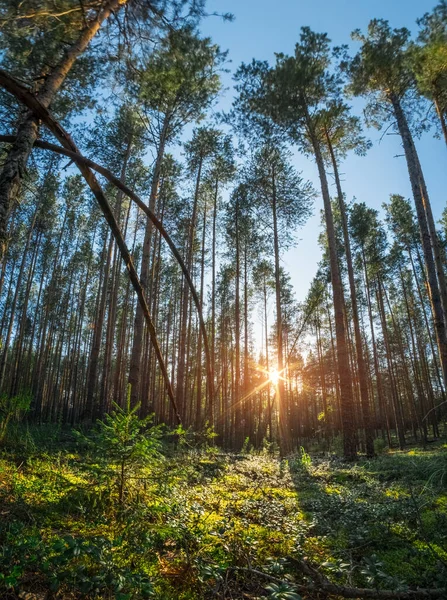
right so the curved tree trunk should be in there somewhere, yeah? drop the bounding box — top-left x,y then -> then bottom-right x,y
0,0 -> 127,259
0,70 -> 182,423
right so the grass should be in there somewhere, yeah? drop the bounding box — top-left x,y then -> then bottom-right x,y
1,431 -> 447,598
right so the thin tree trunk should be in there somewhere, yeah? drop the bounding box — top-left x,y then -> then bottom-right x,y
326,128 -> 374,456
390,93 -> 447,387
129,118 -> 169,407
272,167 -> 287,455
306,107 -> 356,460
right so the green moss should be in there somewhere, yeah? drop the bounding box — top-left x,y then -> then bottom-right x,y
2,443 -> 447,597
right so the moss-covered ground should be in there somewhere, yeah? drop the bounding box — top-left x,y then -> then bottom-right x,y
1,432 -> 447,599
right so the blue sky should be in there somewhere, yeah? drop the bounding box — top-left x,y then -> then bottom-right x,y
199,0 -> 447,304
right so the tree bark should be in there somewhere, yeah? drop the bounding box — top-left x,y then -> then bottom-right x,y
390,93 -> 447,388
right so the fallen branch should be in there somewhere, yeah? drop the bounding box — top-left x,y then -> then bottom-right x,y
287,556 -> 446,599
228,561 -> 446,600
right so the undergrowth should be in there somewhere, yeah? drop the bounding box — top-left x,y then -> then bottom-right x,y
0,428 -> 447,599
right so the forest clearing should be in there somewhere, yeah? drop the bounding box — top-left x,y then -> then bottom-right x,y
1,0 -> 447,596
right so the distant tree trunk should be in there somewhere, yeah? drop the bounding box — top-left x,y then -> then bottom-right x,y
234,195 -> 242,448
399,269 -> 428,443
195,202 -> 207,427
263,275 -> 273,442
211,177 -> 218,425
376,278 -> 406,450
176,152 -> 203,419
86,230 -> 112,419
0,207 -> 37,389
243,242 -> 251,441
271,167 -> 288,455
10,230 -> 41,396
408,245 -> 446,404
361,246 -> 390,445
316,317 -> 330,438
100,137 -> 133,415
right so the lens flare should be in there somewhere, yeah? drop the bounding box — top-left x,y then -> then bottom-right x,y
269,369 -> 279,386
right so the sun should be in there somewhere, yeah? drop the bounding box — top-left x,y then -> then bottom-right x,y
269,369 -> 280,386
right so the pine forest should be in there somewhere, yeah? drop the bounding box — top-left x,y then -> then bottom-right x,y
1,1 -> 447,598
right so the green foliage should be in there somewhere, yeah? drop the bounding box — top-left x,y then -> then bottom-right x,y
289,448 -> 313,478
262,582 -> 302,599
0,527 -> 154,598
2,438 -> 447,598
172,421 -> 218,451
0,392 -> 31,443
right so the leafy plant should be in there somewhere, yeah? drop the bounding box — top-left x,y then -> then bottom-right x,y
290,447 -> 312,474
262,581 -> 302,599
374,437 -> 387,455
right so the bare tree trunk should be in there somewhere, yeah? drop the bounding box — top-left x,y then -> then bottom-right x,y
376,278 -> 406,450
234,196 -> 242,448
0,207 -> 37,388
129,119 -> 169,407
176,153 -> 203,419
195,202 -> 207,427
361,247 -> 390,445
272,167 -> 288,455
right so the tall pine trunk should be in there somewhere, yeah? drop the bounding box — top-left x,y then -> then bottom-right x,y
325,127 -> 374,457
306,108 -> 357,460
390,94 -> 447,387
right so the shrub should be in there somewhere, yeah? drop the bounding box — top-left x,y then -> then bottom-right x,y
76,389 -> 162,506
0,392 -> 31,443
374,437 -> 387,455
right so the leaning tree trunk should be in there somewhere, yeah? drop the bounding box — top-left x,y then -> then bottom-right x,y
390,93 -> 447,388
0,0 -> 127,260
129,118 -> 169,407
0,70 -> 182,423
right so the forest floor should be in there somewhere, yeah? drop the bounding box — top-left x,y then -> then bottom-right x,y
1,430 -> 447,599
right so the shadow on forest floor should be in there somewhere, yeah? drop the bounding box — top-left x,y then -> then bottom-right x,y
287,446 -> 447,590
